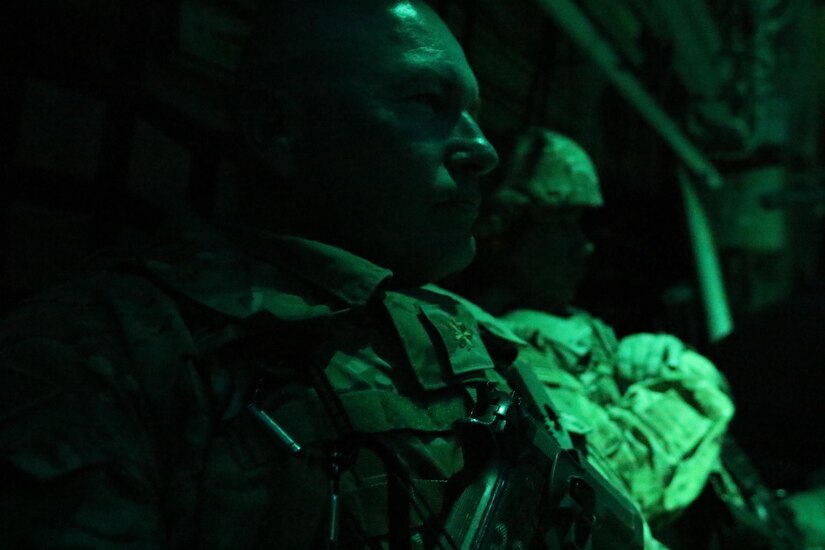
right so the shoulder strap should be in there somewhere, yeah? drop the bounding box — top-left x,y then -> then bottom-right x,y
501,358 -> 580,453
716,437 -> 804,549
251,312 -> 464,550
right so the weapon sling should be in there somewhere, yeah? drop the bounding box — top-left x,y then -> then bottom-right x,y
437,355 -> 645,549
246,318 -> 462,550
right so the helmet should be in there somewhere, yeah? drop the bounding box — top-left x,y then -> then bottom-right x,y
477,128 -> 603,237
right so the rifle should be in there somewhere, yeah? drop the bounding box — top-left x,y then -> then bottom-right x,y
440,369 -> 645,550
713,437 -> 804,550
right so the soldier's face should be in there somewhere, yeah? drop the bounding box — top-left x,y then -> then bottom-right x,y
291,2 -> 498,284
510,208 -> 594,311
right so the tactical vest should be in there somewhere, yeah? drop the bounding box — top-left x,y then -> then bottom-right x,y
131,265 -> 645,548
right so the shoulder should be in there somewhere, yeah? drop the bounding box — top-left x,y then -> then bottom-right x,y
0,265 -> 201,398
421,284 -> 527,346
0,268 -> 193,480
1,267 -> 194,361
0,263 -> 207,423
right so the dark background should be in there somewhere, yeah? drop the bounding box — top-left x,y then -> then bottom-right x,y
3,0 -> 825,490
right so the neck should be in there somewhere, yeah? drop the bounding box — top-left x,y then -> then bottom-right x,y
475,285 -> 571,317
474,286 -> 524,316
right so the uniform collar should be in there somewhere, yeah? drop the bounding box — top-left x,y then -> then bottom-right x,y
222,225 -> 393,308
141,220 -> 393,322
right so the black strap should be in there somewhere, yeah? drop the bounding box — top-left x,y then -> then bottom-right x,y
260,316 -> 427,549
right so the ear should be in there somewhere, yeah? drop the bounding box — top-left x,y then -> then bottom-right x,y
236,89 -> 298,179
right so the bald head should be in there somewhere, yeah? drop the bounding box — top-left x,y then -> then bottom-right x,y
236,0 -> 442,94
231,0 -> 498,284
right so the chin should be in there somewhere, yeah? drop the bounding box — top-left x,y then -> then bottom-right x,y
432,236 -> 476,281
546,290 -> 576,312
393,239 -> 474,286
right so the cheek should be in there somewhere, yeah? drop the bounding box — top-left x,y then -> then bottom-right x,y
354,102 -> 447,163
303,103 -> 445,207
513,234 -> 565,280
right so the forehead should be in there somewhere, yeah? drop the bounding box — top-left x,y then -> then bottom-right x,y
387,3 -> 464,61
325,2 -> 477,88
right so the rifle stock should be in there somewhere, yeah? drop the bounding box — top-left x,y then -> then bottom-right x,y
440,381 -> 644,550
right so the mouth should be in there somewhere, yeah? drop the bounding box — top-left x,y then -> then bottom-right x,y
568,265 -> 589,281
439,190 -> 481,209
440,199 -> 481,223
449,198 -> 481,209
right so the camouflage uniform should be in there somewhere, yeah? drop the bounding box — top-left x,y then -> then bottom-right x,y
0,222 -> 535,547
501,308 -> 734,524
469,129 -> 735,547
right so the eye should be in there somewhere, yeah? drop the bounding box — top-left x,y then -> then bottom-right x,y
406,92 -> 447,111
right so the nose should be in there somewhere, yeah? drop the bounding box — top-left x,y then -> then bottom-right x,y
579,240 -> 595,259
447,112 -> 499,178
571,231 -> 595,261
